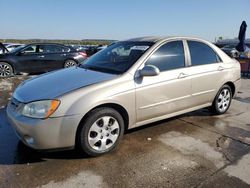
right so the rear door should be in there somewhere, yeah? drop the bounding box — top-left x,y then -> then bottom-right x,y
187,40 -> 230,106
135,40 -> 192,124
38,44 -> 71,71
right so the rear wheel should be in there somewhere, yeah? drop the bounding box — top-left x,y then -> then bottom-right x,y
210,84 -> 232,115
76,107 -> 124,156
64,60 -> 77,68
0,62 -> 13,78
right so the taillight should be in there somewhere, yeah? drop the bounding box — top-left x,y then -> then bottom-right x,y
79,52 -> 87,58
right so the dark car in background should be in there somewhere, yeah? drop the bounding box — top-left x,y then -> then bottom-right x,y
221,44 -> 239,57
72,45 -> 107,57
0,43 -> 87,77
219,43 -> 250,58
73,46 -> 97,57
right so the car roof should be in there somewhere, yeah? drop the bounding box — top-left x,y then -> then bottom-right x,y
125,36 -> 167,42
124,36 -> 209,43
27,43 -> 67,46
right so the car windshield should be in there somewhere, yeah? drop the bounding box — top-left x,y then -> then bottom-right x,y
80,41 -> 154,74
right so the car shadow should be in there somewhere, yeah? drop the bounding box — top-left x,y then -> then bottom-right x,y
0,107 -> 213,165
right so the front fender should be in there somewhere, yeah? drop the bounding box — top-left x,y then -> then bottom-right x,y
51,76 -> 136,128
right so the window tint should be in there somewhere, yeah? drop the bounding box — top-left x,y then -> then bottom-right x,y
22,45 -> 37,54
145,41 -> 185,72
188,41 -> 220,66
38,45 -> 70,53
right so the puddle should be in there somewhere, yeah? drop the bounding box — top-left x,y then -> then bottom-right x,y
234,97 -> 250,104
160,158 -> 198,171
158,131 -> 225,168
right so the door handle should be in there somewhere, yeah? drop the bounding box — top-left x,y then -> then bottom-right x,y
218,66 -> 225,71
61,54 -> 67,56
38,55 -> 45,58
178,73 -> 189,79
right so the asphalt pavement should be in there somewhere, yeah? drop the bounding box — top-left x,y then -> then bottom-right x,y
0,76 -> 250,188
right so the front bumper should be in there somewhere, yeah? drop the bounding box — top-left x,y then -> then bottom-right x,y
7,102 -> 82,150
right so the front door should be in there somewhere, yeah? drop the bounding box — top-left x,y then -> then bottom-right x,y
135,40 -> 192,124
16,45 -> 46,73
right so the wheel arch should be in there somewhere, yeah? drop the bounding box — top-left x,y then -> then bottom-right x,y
63,58 -> 78,67
223,81 -> 235,97
0,61 -> 16,74
75,102 -> 129,145
65,58 -> 78,63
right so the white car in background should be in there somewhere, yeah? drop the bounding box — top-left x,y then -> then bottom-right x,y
5,43 -> 24,52
0,43 -> 24,54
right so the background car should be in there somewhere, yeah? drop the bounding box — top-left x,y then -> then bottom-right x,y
220,44 -> 250,58
0,43 -> 9,54
96,45 -> 107,52
220,44 -> 239,57
74,45 -> 99,57
71,45 -> 107,57
0,43 -> 87,77
4,43 -> 24,52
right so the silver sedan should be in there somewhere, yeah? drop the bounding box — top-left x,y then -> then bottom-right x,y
7,36 -> 241,156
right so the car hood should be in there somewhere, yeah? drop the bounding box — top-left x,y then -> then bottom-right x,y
13,67 -> 118,103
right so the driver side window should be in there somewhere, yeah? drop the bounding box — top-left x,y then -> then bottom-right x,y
21,45 -> 38,54
145,41 -> 185,72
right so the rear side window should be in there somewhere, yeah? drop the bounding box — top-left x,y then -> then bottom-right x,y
38,45 -> 70,53
145,41 -> 185,72
188,41 -> 221,66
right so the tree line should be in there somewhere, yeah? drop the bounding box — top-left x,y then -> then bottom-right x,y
0,39 -> 115,45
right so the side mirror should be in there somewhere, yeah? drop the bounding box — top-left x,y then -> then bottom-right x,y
139,65 -> 160,77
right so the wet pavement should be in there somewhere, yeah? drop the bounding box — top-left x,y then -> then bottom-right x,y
0,76 -> 250,187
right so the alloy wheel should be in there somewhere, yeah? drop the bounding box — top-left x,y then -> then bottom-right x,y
88,116 -> 120,151
0,62 -> 13,77
217,88 -> 231,113
64,60 -> 77,68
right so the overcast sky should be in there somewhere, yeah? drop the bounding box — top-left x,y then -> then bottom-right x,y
0,0 -> 249,42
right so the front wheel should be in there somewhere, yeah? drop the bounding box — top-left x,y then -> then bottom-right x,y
76,108 -> 124,156
210,85 -> 232,115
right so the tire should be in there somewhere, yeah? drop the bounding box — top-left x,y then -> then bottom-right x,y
76,107 -> 125,157
64,59 -> 77,68
210,84 -> 232,115
0,62 -> 14,78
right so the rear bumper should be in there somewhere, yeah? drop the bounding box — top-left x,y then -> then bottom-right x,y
7,102 -> 82,150
73,55 -> 86,63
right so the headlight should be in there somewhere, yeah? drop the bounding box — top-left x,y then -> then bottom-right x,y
21,100 -> 60,119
